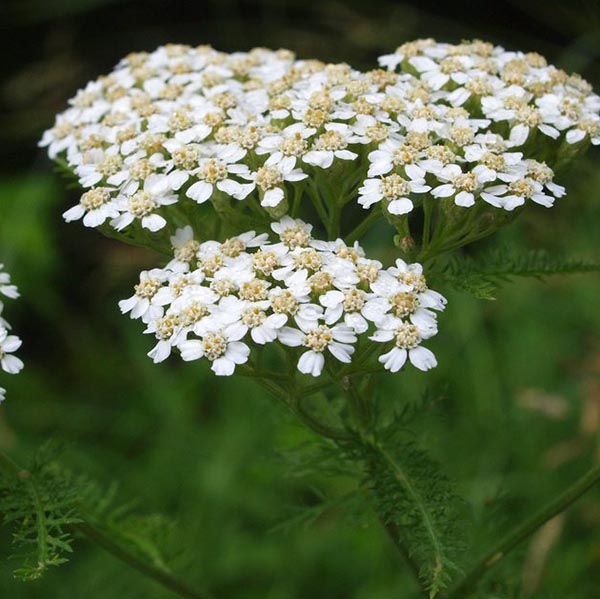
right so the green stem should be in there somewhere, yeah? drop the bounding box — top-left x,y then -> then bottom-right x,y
0,451 -> 206,599
73,521 -> 206,599
381,520 -> 425,592
308,179 -> 330,232
237,365 -> 288,382
256,378 -> 353,442
447,464 -> 600,598
334,380 -> 428,597
328,202 -> 341,240
421,198 -> 434,250
344,208 -> 382,244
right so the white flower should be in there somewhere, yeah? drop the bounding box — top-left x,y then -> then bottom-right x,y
367,138 -> 422,178
119,268 -> 169,322
221,296 -> 288,344
358,165 -> 430,214
565,116 -> 600,145
153,270 -> 206,306
371,316 -> 438,372
167,226 -> 200,272
481,177 -> 557,210
256,123 -> 315,163
185,144 -> 253,203
0,266 -> 23,401
178,320 -> 250,376
303,123 -> 359,168
145,314 -> 185,363
408,55 -> 471,90
112,175 -> 178,231
242,155 -> 307,207
278,320 -> 356,377
363,270 -> 444,331
319,287 -> 371,333
63,186 -> 120,228
271,216 -> 313,249
431,164 -> 497,207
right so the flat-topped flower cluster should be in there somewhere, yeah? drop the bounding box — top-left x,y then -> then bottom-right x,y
0,265 -> 23,402
120,217 -> 446,376
40,40 -> 599,237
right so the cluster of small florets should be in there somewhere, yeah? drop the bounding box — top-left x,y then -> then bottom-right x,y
0,265 -> 24,402
40,41 -> 599,233
120,218 -> 446,376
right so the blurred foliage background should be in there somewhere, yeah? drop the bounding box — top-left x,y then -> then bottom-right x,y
1,0 -> 599,597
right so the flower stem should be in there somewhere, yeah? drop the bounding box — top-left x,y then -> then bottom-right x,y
344,207 -> 381,244
332,378 -> 428,597
256,378 -> 353,442
446,463 -> 600,598
421,198 -> 434,250
73,520 -> 207,599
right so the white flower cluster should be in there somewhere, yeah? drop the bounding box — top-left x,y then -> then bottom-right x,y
0,265 -> 24,402
41,41 -> 599,234
120,218 -> 446,377
370,38 -> 600,211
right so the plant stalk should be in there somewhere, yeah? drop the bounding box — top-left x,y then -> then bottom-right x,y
73,520 -> 206,599
446,464 -> 600,598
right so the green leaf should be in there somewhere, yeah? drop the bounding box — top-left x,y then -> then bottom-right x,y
438,248 -> 600,300
349,439 -> 466,597
0,444 -> 81,581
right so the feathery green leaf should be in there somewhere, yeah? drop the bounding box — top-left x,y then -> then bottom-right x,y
438,248 -> 600,300
348,438 -> 465,597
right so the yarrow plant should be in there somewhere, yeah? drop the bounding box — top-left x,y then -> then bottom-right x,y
120,218 -> 445,376
28,39 -> 600,597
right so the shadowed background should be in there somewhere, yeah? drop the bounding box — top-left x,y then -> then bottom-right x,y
1,1 -> 599,597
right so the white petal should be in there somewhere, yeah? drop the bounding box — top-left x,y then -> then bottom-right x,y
455,191 -> 475,207
63,205 -> 85,222
186,181 -> 213,203
142,214 -> 166,232
148,340 -> 172,364
261,187 -> 284,207
387,198 -> 414,215
2,336 -> 22,352
298,351 -> 325,377
379,347 -> 407,372
509,124 -> 530,146
432,184 -> 455,198
566,129 -> 585,144
408,346 -> 437,371
278,327 -> 304,347
1,355 -> 24,374
303,150 -> 334,168
212,357 -> 236,376
328,343 -> 353,363
178,340 -> 204,361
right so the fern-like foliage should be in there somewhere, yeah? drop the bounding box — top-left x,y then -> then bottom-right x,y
349,438 -> 465,598
438,248 -> 600,300
0,444 -> 81,580
0,443 -> 176,583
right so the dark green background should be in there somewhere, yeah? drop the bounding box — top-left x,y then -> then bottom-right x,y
0,1 -> 599,597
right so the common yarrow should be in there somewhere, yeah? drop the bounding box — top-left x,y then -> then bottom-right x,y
119,217 -> 445,376
40,40 -> 600,378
